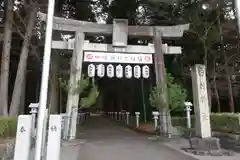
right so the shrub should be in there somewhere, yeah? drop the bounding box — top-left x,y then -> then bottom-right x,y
172,113 -> 240,134
211,113 -> 240,134
172,116 -> 195,127
149,72 -> 187,112
0,117 -> 17,138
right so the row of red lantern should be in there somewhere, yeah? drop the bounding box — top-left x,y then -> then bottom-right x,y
87,64 -> 150,79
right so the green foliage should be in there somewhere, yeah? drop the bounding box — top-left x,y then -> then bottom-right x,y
58,75 -> 99,108
0,117 -> 17,138
58,74 -> 90,94
58,77 -> 69,92
74,75 -> 90,95
172,113 -> 240,134
149,72 -> 187,111
167,75 -> 187,111
149,85 -> 164,109
80,86 -> 99,108
211,113 -> 240,134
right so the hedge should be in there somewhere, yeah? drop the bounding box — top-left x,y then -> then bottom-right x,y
0,117 -> 17,138
172,113 -> 240,134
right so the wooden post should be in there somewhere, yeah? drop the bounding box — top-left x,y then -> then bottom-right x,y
65,31 -> 85,140
153,27 -> 170,136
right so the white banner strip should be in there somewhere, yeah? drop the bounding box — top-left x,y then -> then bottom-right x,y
83,51 -> 153,64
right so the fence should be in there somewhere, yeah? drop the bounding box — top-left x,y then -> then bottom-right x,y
104,111 -> 176,138
60,112 -> 89,140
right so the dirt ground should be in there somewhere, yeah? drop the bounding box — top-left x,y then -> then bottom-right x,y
138,123 -> 154,132
0,138 -> 15,156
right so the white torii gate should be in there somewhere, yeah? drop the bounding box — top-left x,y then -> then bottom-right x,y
38,12 -> 189,139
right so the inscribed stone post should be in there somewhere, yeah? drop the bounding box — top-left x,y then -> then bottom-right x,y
14,115 -> 32,160
46,115 -> 61,160
191,64 -> 211,138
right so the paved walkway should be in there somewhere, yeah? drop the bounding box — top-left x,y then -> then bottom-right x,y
77,115 -> 196,160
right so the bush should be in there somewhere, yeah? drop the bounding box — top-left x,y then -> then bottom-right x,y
172,113 -> 240,134
0,117 -> 17,138
172,116 -> 195,127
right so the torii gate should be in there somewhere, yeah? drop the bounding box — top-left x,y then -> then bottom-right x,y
38,12 -> 189,140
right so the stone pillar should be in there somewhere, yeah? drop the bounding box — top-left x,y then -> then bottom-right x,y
126,112 -> 130,125
115,112 -> 118,120
191,64 -> 211,138
152,111 -> 159,131
153,28 -> 170,136
185,106 -> 192,129
119,112 -> 122,121
189,64 -> 221,153
65,32 -> 85,140
135,112 -> 140,128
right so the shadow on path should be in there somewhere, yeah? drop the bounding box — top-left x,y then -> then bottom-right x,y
77,115 -> 197,160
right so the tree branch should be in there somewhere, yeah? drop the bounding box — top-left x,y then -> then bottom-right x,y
14,10 -> 27,29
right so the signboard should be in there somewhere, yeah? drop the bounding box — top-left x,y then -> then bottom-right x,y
83,51 -> 153,64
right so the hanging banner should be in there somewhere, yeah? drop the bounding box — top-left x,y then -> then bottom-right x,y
116,64 -> 123,78
142,65 -> 150,79
133,65 -> 141,79
84,51 -> 153,64
87,64 -> 95,77
97,64 -> 105,78
125,65 -> 132,79
107,64 -> 114,78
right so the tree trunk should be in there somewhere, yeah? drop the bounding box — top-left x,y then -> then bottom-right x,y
207,79 -> 212,112
225,71 -> 235,112
36,76 -> 40,101
9,5 -> 38,116
212,58 -> 221,112
49,78 -> 59,113
0,1 -> 13,116
19,70 -> 27,114
49,52 -> 59,114
217,10 -> 235,112
141,79 -> 147,123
